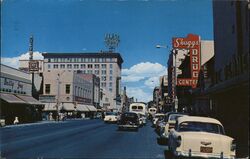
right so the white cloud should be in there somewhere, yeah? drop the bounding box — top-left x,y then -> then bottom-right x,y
126,87 -> 152,103
144,76 -> 161,89
1,51 -> 43,68
122,62 -> 167,82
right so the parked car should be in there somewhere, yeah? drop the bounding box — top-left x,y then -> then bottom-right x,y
117,112 -> 140,131
167,116 -> 236,159
159,112 -> 188,141
152,113 -> 165,127
137,112 -> 147,126
104,112 -> 118,123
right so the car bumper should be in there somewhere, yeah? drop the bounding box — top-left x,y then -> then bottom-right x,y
174,150 -> 235,159
118,124 -> 138,128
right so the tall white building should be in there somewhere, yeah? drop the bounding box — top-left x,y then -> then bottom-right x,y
42,52 -> 123,111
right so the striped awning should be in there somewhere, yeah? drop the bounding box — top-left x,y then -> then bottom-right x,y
0,93 -> 26,104
16,95 -> 44,105
86,105 -> 97,112
62,103 -> 76,111
76,104 -> 89,112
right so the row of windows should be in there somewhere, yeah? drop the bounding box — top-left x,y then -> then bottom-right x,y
49,64 -> 113,70
45,84 -> 71,94
48,58 -> 117,63
0,88 -> 27,94
48,68 -> 113,76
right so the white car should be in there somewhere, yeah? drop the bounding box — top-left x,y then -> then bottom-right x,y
152,113 -> 165,127
161,113 -> 188,139
168,116 -> 236,159
104,112 -> 118,123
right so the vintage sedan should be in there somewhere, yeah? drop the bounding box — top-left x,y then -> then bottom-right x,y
117,112 -> 139,131
103,112 -> 118,123
159,112 -> 188,140
168,116 -> 236,159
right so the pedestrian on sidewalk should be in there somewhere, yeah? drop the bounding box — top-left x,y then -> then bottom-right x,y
13,117 -> 19,125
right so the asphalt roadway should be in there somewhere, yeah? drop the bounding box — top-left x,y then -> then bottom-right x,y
0,119 -> 167,159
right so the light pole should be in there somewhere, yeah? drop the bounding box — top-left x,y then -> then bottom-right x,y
172,49 -> 178,112
56,70 -> 65,121
156,45 -> 178,112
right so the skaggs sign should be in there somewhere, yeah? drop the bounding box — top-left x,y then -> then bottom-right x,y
173,34 -> 201,88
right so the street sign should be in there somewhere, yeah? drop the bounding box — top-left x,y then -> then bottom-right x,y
29,60 -> 39,72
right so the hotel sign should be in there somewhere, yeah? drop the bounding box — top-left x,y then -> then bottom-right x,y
173,34 -> 201,88
29,60 -> 39,72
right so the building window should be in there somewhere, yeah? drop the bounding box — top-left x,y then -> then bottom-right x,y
109,76 -> 113,81
109,82 -> 112,87
101,82 -> 106,87
88,64 -> 93,69
53,64 -> 58,69
80,64 -> 86,69
45,84 -> 50,94
67,64 -> 72,69
60,64 -> 65,69
101,76 -> 106,81
87,70 -> 93,74
101,70 -> 106,75
99,58 -> 103,62
92,58 -> 96,62
101,64 -> 106,69
94,64 -> 99,69
74,64 -> 79,69
66,84 -> 71,94
51,58 -> 54,62
109,88 -> 112,92
85,58 -> 89,62
109,64 -> 113,69
110,70 -> 113,74
95,70 -> 99,75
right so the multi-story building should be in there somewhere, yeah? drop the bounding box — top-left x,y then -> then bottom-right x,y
159,75 -> 169,112
153,86 -> 160,112
210,0 -> 249,157
0,64 -> 43,125
40,69 -> 97,119
42,52 -> 123,111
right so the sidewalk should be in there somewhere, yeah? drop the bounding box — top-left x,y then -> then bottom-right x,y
2,120 -> 66,128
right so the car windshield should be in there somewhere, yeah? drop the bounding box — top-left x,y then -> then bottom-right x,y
178,122 -> 225,135
169,114 -> 185,121
106,112 -> 117,116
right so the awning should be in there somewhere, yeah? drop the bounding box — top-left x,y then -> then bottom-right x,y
77,104 -> 89,112
62,103 -> 76,111
86,105 -> 97,112
43,103 -> 59,111
0,93 -> 26,104
16,95 -> 44,105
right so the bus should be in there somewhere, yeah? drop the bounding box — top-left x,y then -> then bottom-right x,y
148,107 -> 157,120
129,102 -> 147,116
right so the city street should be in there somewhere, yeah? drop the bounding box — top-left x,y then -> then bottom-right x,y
0,119 -> 166,159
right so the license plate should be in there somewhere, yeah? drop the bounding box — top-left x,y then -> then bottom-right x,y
200,146 -> 213,153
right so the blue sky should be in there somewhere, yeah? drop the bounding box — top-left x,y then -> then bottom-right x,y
1,0 -> 214,102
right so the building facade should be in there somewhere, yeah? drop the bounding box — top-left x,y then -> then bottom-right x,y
42,52 -> 123,111
0,64 -> 43,125
210,0 -> 249,157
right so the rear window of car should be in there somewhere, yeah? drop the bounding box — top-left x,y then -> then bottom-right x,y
106,112 -> 117,116
178,122 -> 225,135
169,114 -> 185,121
122,113 -> 137,118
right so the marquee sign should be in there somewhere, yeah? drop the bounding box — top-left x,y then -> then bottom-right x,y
172,34 -> 201,88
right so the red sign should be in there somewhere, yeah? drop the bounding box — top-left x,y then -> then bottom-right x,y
172,34 -> 201,88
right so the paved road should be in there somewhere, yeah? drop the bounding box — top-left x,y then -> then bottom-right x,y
0,119 -> 167,159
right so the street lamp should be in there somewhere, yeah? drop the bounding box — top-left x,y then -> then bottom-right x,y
56,70 -> 65,121
156,45 -> 178,112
